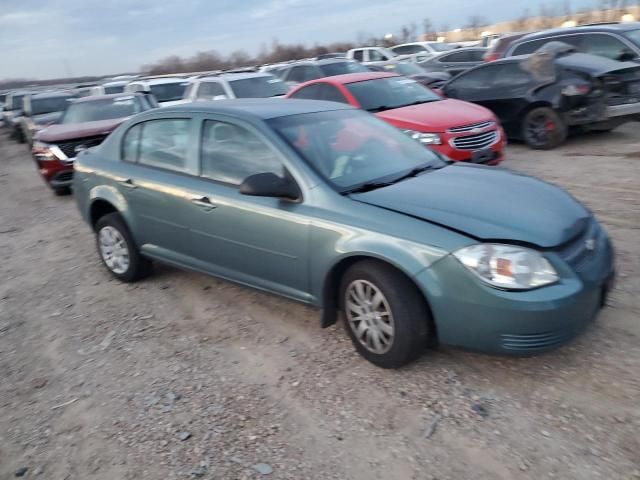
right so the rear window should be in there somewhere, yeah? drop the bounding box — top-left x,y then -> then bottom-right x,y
318,62 -> 368,77
104,85 -> 125,94
430,43 -> 455,52
229,76 -> 289,98
9,94 -> 25,110
31,96 -> 74,115
149,82 -> 188,102
61,96 -> 147,124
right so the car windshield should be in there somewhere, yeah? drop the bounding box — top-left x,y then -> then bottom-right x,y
269,109 -> 445,192
624,28 -> 640,48
392,63 -> 425,75
62,96 -> 145,124
318,61 -> 369,77
346,77 -> 441,112
229,76 -> 289,98
431,43 -> 455,52
104,85 -> 126,94
31,96 -> 74,115
149,82 -> 188,102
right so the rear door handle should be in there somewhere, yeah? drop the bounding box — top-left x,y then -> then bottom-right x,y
191,196 -> 218,210
118,178 -> 137,189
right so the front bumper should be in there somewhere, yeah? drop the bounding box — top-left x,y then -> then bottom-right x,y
34,155 -> 73,188
415,243 -> 614,355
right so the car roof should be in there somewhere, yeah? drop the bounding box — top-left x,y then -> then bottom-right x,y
136,77 -> 188,85
160,98 -> 354,119
197,72 -> 274,82
72,93 -> 143,103
518,22 -> 640,42
307,72 -> 398,85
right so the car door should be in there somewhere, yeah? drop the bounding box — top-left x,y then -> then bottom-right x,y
117,116 -> 199,260
183,116 -> 311,300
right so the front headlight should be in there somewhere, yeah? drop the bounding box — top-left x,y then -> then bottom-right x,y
453,244 -> 558,290
32,141 -> 56,161
403,129 -> 442,145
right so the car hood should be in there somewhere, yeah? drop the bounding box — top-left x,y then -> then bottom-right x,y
376,98 -> 494,131
351,164 -> 589,248
32,111 -> 63,125
38,117 -> 125,142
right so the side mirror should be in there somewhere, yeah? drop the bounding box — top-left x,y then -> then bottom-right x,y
618,50 -> 637,62
239,172 -> 300,200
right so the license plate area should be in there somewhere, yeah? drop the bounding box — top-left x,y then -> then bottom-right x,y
471,148 -> 493,164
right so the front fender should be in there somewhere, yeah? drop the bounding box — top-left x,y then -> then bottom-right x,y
87,184 -> 133,227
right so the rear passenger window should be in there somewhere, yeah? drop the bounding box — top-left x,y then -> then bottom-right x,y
136,119 -> 190,172
512,39 -> 553,56
122,124 -> 142,162
200,120 -> 285,185
352,50 -> 364,62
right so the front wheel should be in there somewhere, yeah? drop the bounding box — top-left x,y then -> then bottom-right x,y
522,107 -> 567,150
95,213 -> 151,282
340,260 -> 433,368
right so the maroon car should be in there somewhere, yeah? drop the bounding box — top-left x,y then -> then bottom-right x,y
32,93 -> 156,195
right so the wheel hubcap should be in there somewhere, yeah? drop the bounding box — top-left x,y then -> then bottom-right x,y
98,226 -> 130,274
345,280 -> 394,354
526,113 -> 554,144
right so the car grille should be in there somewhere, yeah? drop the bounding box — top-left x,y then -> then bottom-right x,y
55,135 -> 107,159
451,130 -> 498,150
501,330 -> 576,352
448,120 -> 495,133
54,171 -> 74,182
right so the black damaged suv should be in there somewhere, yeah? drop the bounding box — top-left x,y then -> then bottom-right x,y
441,42 -> 640,149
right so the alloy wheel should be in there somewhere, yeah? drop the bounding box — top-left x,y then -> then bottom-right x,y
98,226 -> 130,274
344,279 -> 395,354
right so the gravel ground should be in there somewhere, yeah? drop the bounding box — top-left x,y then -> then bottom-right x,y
0,126 -> 639,480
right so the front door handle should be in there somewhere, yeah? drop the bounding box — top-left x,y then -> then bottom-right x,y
191,196 -> 218,210
118,178 -> 137,189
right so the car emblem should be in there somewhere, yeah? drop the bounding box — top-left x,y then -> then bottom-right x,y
585,238 -> 596,251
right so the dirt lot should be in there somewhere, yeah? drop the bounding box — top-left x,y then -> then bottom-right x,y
0,127 -> 639,480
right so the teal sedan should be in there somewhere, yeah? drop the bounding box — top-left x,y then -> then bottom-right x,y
73,99 -> 615,368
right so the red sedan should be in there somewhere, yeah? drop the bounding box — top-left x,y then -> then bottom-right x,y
286,72 -> 505,165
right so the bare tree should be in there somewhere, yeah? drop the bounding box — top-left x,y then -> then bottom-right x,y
537,3 -> 557,29
422,18 -> 435,40
466,15 -> 488,38
401,25 -> 411,43
511,8 -> 532,31
409,22 -> 418,42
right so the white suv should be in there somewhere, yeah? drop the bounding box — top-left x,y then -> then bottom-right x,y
390,41 -> 456,57
125,77 -> 190,107
183,72 -> 290,101
346,47 -> 397,64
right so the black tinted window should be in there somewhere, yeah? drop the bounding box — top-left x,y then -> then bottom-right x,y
289,84 -> 324,100
63,96 -> 147,123
468,50 -> 487,61
200,120 -> 285,185
229,76 -> 289,98
352,50 -> 364,61
149,82 -> 188,102
31,96 -> 73,115
288,66 -> 320,83
446,66 -> 496,90
512,38 -> 554,56
440,51 -> 471,62
319,84 -> 348,103
579,33 -> 635,61
493,63 -> 532,87
318,62 -> 368,77
137,119 -> 191,172
104,85 -> 125,94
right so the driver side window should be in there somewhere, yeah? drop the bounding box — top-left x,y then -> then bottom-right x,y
200,120 -> 285,185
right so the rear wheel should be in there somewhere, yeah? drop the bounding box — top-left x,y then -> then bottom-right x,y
522,107 -> 567,150
340,260 -> 432,368
95,213 -> 151,282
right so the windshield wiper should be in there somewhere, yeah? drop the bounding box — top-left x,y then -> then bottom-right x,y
367,105 -> 394,113
342,181 -> 394,194
343,165 -> 437,195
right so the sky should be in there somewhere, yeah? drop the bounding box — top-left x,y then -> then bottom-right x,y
0,0 -> 595,80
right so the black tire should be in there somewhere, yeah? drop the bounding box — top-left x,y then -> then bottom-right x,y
339,260 -> 433,368
53,187 -> 72,196
94,213 -> 152,282
522,107 -> 567,150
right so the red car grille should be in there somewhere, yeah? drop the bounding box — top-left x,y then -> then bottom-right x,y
451,130 -> 498,151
